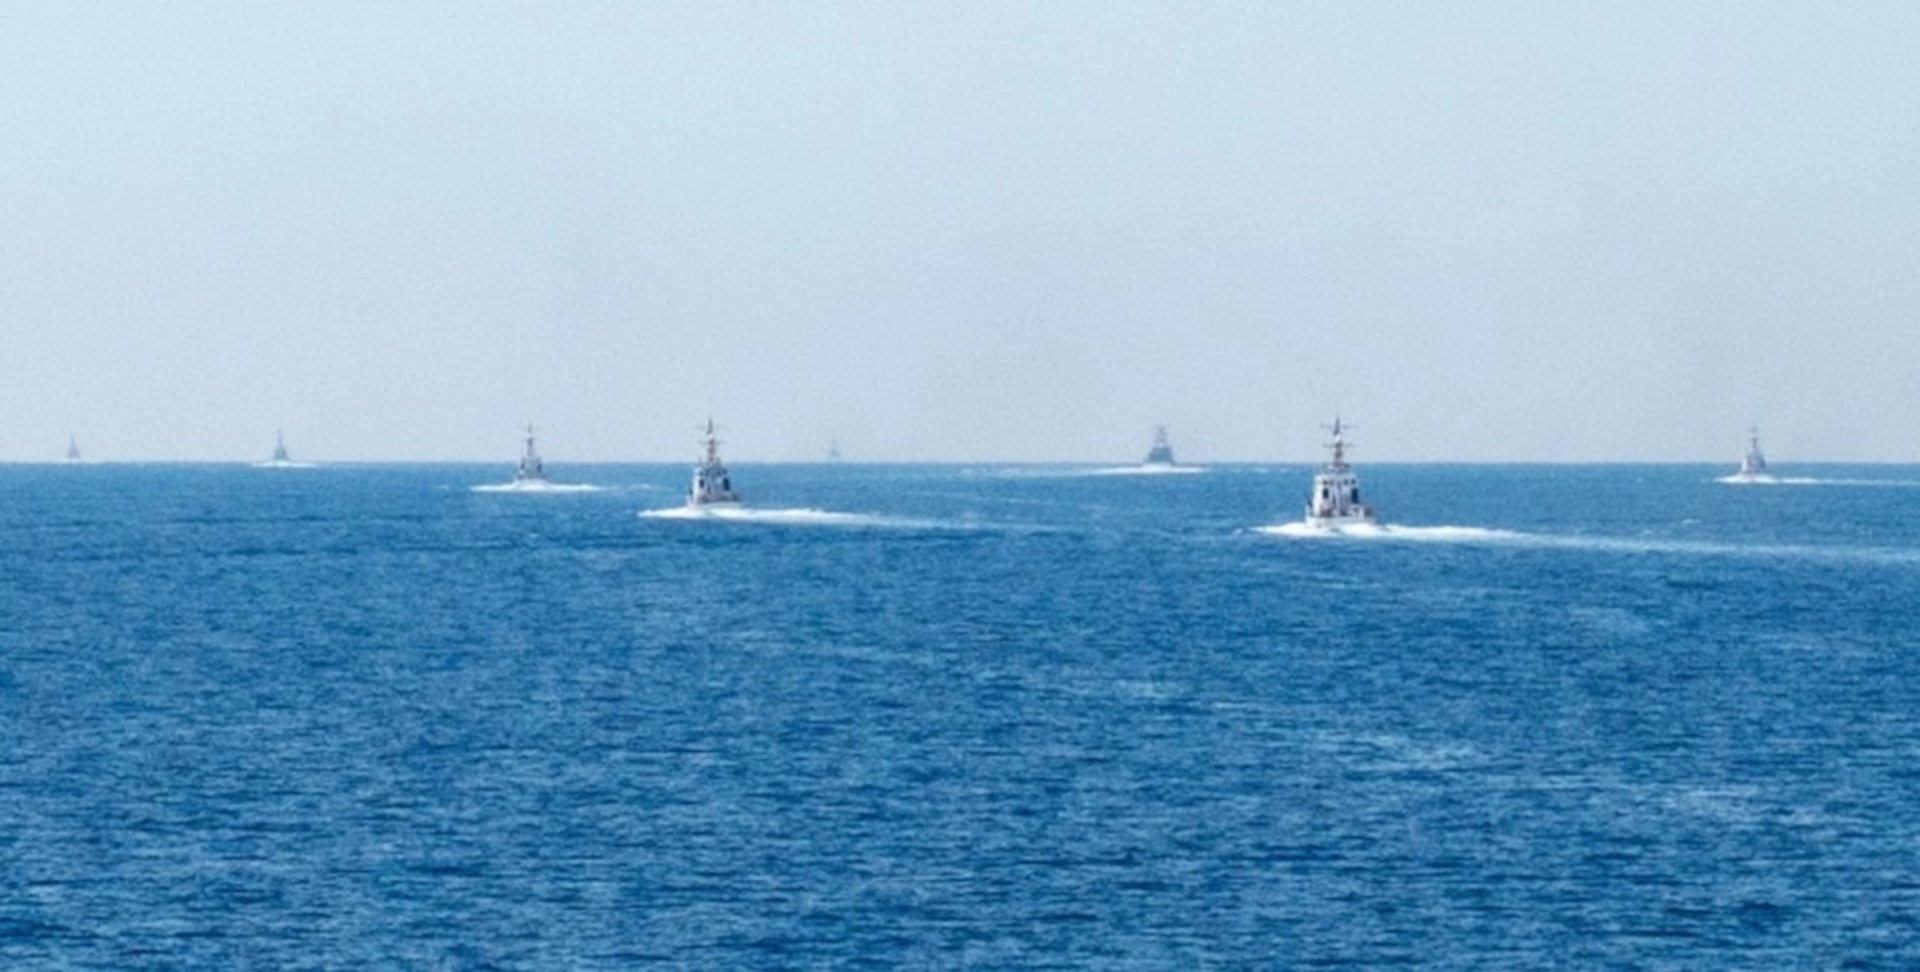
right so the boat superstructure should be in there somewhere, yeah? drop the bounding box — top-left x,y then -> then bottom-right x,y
515,424 -> 548,484
688,419 -> 741,506
1143,425 -> 1177,466
1304,418 -> 1375,527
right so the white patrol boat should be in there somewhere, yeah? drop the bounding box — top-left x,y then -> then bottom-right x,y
688,419 -> 741,506
1304,418 -> 1376,528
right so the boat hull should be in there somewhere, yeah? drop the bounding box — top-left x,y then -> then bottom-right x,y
1303,513 -> 1377,530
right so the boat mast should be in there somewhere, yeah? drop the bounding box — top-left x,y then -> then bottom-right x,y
701,418 -> 721,465
1324,417 -> 1351,472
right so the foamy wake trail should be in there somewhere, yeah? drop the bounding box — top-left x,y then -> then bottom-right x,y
966,467 -> 1105,480
471,482 -> 604,494
1256,521 -> 1920,565
1718,475 -> 1920,488
1255,522 -> 1519,542
639,506 -> 943,529
1509,534 -> 1920,564
1087,465 -> 1208,476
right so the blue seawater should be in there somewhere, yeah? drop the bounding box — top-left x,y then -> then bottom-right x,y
3,462 -> 1918,967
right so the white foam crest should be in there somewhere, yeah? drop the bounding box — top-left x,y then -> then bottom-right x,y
1269,525 -> 1920,567
1719,474 -> 1920,488
1255,521 -> 1519,543
963,466 -> 1102,480
638,505 -> 943,529
471,481 -> 603,494
1257,520 -> 1920,565
1087,464 -> 1208,476
1795,477 -> 1920,488
1518,533 -> 1920,565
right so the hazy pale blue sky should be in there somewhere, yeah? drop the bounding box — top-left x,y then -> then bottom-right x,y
5,3 -> 1918,462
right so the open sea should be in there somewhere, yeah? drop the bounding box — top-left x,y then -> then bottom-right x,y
3,461 -> 1918,968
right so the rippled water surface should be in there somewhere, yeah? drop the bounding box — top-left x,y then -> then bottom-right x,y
3,462 -> 1918,966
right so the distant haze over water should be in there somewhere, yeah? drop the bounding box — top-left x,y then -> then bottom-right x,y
6,5 -> 1919,462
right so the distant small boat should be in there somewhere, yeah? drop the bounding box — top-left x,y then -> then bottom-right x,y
688,419 -> 741,506
515,424 -> 547,484
65,435 -> 82,463
1723,427 -> 1777,484
1088,424 -> 1203,475
471,424 -> 598,493
1739,428 -> 1768,477
1303,418 -> 1376,528
1143,425 -> 1177,467
255,430 -> 312,468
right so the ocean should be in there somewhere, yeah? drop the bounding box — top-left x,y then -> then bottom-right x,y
3,461 -> 1917,967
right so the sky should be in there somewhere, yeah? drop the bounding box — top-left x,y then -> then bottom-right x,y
4,2 -> 1918,463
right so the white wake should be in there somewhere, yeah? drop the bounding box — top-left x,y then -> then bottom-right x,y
1718,475 -> 1920,488
1255,522 -> 1519,543
638,505 -> 941,529
471,481 -> 603,494
1256,520 -> 1920,566
1087,464 -> 1208,476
